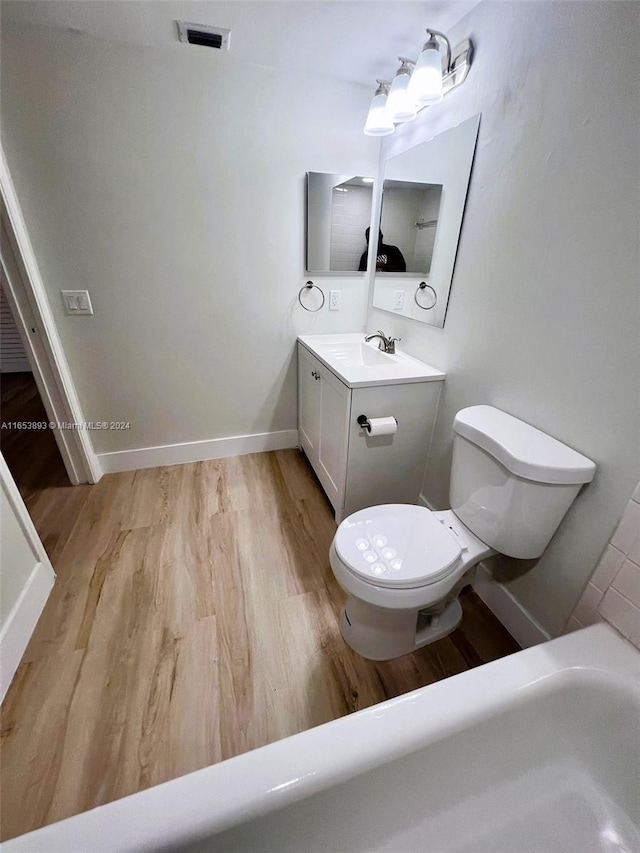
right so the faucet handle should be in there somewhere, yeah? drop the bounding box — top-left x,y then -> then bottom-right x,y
387,335 -> 401,354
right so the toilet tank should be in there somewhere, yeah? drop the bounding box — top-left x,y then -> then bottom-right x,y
450,406 -> 596,559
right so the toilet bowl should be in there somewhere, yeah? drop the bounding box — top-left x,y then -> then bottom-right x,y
330,505 -> 495,660
329,405 -> 596,661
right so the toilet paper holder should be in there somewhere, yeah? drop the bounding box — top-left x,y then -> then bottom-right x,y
357,414 -> 398,433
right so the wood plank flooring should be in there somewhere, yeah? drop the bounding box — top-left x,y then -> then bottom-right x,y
0,449 -> 520,842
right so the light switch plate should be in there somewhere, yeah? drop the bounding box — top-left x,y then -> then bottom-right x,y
329,290 -> 341,311
61,290 -> 94,315
393,290 -> 405,310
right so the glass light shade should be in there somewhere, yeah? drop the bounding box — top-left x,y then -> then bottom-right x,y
408,42 -> 443,106
363,91 -> 394,136
386,68 -> 417,123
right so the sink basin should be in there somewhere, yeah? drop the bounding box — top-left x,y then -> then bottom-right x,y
298,334 -> 446,388
313,342 -> 397,368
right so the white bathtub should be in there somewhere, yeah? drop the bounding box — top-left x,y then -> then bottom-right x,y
5,624 -> 640,853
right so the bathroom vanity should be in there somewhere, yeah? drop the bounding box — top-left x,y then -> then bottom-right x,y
297,334 -> 445,521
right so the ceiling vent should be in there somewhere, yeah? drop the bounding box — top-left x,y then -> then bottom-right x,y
176,21 -> 231,50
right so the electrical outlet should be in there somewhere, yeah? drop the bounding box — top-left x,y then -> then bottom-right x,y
329,290 -> 341,311
61,290 -> 94,315
393,290 -> 405,311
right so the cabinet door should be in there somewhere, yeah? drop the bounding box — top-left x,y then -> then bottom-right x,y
297,346 -> 321,462
343,381 -> 442,518
316,365 -> 351,510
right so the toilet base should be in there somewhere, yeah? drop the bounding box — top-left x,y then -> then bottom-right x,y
341,596 -> 463,661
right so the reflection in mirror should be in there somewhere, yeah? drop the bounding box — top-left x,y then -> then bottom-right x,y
306,173 -> 373,273
375,180 -> 443,274
372,114 -> 480,328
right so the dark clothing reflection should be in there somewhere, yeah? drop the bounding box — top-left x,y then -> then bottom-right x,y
358,228 -> 407,272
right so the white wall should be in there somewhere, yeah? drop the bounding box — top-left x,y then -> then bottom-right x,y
369,1 -> 640,636
0,27 -> 378,458
380,187 -> 421,269
413,187 -> 441,272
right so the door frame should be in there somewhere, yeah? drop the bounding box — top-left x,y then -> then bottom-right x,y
0,145 -> 101,484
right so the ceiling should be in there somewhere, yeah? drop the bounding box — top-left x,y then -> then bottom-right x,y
1,1 -> 481,87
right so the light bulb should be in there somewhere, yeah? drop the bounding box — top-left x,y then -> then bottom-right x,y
408,37 -> 443,106
363,80 -> 394,136
386,59 -> 417,123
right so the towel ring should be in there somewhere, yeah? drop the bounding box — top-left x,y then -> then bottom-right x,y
298,281 -> 325,312
415,282 -> 437,310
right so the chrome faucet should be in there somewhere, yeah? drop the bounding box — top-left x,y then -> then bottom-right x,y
364,330 -> 401,354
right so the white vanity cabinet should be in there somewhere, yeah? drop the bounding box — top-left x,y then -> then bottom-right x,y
297,336 -> 445,522
298,345 -> 351,509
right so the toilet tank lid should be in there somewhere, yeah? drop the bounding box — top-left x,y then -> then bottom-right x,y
453,406 -> 596,485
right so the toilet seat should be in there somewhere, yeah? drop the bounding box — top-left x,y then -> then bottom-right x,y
334,505 -> 462,590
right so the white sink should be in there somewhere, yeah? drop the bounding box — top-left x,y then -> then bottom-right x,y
313,341 -> 398,368
298,334 -> 445,388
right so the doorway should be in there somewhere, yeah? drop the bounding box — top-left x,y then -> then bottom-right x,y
0,278 -> 70,501
0,148 -> 102,702
0,149 -> 101,488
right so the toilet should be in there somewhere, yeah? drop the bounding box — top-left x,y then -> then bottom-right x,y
329,405 -> 596,660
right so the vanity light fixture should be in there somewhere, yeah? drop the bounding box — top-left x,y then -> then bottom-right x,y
363,80 -> 395,136
409,31 -> 449,105
386,58 -> 417,123
364,29 -> 472,135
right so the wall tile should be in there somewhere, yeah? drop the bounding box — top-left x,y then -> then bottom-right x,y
573,582 -> 604,626
611,499 -> 640,554
597,588 -> 640,645
611,559 -> 640,604
627,526 -> 640,566
329,185 -> 371,272
591,544 -> 626,592
566,480 -> 640,649
565,616 -> 585,634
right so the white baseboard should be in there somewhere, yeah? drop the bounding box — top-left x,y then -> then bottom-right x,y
97,429 -> 300,474
472,562 -> 551,648
1,561 -> 54,702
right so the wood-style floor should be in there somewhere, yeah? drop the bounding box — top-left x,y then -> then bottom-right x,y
0,441 -> 520,842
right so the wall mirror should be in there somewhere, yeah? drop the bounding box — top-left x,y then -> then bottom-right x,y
306,172 -> 373,274
372,113 -> 480,327
368,180 -> 443,274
